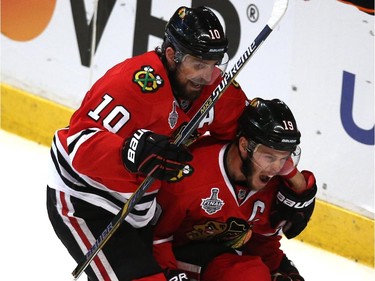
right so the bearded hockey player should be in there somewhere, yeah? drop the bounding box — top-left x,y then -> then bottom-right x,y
153,98 -> 317,281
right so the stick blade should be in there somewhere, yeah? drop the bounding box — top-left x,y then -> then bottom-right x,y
268,0 -> 289,29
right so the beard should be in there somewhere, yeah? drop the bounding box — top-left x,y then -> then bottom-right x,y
231,152 -> 254,189
240,156 -> 255,189
168,67 -> 203,102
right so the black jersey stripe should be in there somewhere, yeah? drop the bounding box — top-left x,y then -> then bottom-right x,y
67,128 -> 99,154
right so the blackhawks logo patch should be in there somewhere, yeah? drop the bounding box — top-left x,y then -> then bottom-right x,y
133,66 -> 164,93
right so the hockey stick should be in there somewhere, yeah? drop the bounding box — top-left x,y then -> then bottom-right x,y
72,0 -> 288,279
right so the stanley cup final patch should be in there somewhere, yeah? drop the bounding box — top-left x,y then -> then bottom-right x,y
201,188 -> 224,215
168,101 -> 178,129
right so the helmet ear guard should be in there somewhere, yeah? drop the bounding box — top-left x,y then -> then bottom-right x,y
237,98 -> 301,152
173,51 -> 184,64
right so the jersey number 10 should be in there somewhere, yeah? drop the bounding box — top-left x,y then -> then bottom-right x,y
88,94 -> 130,133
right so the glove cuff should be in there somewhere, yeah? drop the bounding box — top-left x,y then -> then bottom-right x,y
282,170 -> 316,195
301,170 -> 316,190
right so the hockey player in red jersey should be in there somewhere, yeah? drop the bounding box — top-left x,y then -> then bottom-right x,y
46,6 -> 249,281
152,98 -> 317,281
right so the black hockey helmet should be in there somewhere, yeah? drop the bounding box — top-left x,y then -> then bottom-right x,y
237,98 -> 301,152
164,6 -> 228,61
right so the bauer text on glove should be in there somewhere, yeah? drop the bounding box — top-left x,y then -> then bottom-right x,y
122,129 -> 193,181
270,171 -> 317,239
165,269 -> 191,281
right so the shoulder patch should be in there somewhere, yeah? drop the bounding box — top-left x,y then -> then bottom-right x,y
133,65 -> 164,93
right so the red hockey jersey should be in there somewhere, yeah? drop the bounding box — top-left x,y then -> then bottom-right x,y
153,137 -> 287,272
48,51 -> 248,228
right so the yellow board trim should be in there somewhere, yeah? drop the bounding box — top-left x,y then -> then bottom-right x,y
1,83 -> 374,268
1,83 -> 74,146
298,200 -> 374,267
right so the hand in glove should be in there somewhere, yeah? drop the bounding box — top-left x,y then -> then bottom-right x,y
272,255 -> 304,281
122,129 -> 193,181
270,171 -> 317,239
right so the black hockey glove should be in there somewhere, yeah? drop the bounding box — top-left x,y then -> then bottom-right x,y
271,255 -> 304,281
122,129 -> 193,181
270,171 -> 317,239
165,269 -> 191,281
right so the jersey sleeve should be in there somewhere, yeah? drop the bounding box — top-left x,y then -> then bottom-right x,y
153,184 -> 189,270
61,56 -> 170,193
63,72 -> 141,188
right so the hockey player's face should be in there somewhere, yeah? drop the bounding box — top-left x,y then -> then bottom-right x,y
167,49 -> 222,101
176,55 -> 219,101
247,145 -> 291,190
169,67 -> 203,102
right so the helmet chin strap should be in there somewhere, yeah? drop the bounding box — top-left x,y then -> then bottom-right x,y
236,144 -> 254,188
